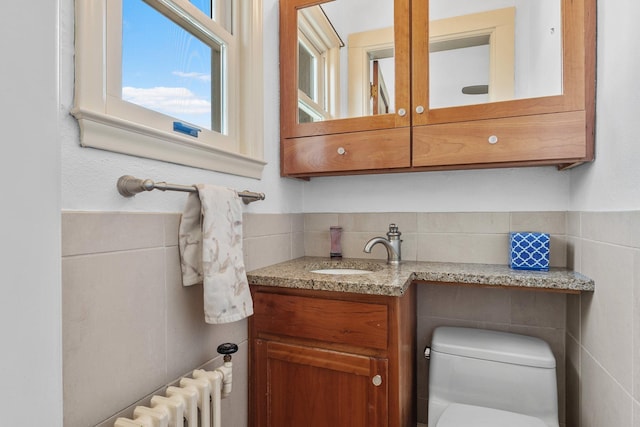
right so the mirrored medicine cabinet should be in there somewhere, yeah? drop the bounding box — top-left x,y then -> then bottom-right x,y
279,0 -> 596,177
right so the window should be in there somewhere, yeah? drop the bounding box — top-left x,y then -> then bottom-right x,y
121,0 -> 223,133
296,5 -> 342,123
297,34 -> 328,123
73,0 -> 265,178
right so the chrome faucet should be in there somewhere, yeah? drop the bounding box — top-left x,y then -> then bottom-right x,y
363,224 -> 402,264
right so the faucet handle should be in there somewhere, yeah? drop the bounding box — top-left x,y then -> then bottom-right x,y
387,223 -> 401,237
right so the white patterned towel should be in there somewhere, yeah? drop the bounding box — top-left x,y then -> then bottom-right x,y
178,184 -> 253,324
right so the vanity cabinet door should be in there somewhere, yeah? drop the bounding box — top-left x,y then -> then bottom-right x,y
279,0 -> 412,176
249,286 -> 416,427
411,0 -> 596,169
413,111 -> 587,167
253,339 -> 388,427
282,128 -> 411,176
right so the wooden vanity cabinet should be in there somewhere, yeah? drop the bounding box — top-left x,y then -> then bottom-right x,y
279,0 -> 596,177
249,285 -> 416,427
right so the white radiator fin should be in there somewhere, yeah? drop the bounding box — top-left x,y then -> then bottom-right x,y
114,368 -> 226,427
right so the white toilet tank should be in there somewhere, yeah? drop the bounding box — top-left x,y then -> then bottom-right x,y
427,327 -> 559,427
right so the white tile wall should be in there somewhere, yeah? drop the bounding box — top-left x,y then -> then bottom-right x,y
580,349 -> 632,427
580,241 -> 634,391
566,211 -> 640,427
63,249 -> 167,427
63,210 -> 638,427
62,211 -> 303,427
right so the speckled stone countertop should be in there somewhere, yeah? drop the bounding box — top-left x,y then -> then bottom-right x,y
246,257 -> 595,297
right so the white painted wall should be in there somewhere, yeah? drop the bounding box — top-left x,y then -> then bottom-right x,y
569,0 -> 640,211
0,0 -> 63,425
302,167 -> 571,212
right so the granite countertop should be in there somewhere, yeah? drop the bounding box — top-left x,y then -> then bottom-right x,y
246,257 -> 595,297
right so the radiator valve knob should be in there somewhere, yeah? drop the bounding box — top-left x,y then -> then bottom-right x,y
217,342 -> 238,362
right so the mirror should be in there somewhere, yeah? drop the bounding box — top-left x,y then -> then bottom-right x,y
429,0 -> 563,109
296,0 -> 395,123
294,0 -> 563,122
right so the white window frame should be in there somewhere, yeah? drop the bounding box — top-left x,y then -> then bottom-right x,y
297,5 -> 342,122
73,0 -> 265,178
297,34 -> 332,121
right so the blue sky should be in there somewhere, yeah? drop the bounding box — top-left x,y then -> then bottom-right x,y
122,0 -> 215,130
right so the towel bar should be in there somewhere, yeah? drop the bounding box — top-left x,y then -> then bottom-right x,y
117,175 -> 265,205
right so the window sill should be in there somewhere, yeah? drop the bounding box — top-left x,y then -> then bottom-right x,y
72,108 -> 266,179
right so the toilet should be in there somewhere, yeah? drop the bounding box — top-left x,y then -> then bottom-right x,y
427,326 -> 559,427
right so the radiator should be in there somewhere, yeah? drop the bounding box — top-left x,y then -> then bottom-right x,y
114,366 -> 232,427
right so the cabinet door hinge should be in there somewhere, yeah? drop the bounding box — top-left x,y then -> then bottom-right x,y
370,83 -> 378,98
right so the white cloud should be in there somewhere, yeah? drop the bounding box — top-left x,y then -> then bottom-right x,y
172,71 -> 211,82
122,86 -> 211,115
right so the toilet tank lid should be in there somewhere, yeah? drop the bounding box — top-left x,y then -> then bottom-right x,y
431,327 -> 556,368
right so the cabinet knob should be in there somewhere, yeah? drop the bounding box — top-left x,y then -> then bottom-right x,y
415,105 -> 425,114
372,375 -> 383,386
488,135 -> 499,144
397,108 -> 407,117
337,147 -> 346,155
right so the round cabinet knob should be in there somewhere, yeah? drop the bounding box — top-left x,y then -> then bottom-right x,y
397,108 -> 407,117
488,135 -> 499,144
372,375 -> 383,387
337,147 -> 346,155
415,105 -> 425,114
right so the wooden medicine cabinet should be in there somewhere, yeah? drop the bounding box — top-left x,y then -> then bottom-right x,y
279,0 -> 596,178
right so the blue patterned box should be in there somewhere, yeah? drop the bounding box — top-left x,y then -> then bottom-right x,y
509,232 -> 550,271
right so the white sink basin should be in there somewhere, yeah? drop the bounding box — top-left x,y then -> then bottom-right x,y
310,268 -> 374,275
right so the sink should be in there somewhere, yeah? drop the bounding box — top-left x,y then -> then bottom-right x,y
310,268 -> 374,275
306,260 -> 383,275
